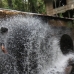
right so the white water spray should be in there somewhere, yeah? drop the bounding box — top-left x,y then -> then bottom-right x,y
0,16 -> 73,74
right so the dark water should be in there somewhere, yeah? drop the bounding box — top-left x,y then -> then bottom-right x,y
0,16 -> 73,74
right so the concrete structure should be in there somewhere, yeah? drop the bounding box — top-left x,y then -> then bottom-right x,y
0,9 -> 74,74
0,9 -> 73,27
0,8 -> 74,48
0,9 -> 73,35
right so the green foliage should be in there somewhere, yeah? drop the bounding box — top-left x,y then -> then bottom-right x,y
12,0 -> 25,11
0,0 -> 9,8
28,0 -> 37,12
37,0 -> 46,14
0,0 -> 3,7
0,0 -> 46,14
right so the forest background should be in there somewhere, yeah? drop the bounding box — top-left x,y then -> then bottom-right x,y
0,0 -> 46,14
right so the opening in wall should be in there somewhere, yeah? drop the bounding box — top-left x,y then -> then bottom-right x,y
60,34 -> 73,55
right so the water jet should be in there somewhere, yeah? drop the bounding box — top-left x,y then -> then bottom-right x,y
0,9 -> 74,74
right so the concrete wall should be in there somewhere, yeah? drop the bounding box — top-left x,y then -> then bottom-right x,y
0,9 -> 74,73
0,9 -> 74,48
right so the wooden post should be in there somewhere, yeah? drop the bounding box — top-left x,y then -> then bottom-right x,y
44,0 -> 53,16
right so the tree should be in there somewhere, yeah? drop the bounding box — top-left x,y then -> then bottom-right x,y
37,0 -> 46,14
12,0 -> 25,11
0,0 -> 3,7
28,0 -> 37,13
0,0 -> 46,14
7,0 -> 13,8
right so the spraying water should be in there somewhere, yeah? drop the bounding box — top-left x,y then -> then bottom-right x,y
0,15 -> 73,74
